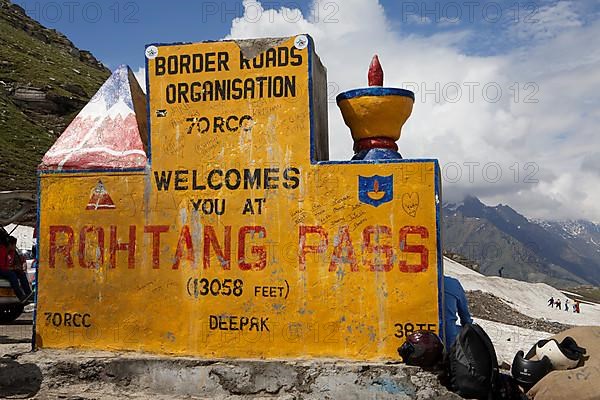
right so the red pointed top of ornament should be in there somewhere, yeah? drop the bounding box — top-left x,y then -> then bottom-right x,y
368,54 -> 384,86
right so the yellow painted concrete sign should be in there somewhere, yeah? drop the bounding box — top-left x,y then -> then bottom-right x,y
36,35 -> 443,360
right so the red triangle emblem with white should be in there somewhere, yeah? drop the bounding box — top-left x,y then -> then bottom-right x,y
86,180 -> 116,210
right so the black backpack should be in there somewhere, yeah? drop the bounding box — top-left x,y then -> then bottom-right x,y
448,323 -> 499,399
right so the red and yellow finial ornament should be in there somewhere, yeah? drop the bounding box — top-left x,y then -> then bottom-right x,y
368,54 -> 384,87
336,55 -> 415,160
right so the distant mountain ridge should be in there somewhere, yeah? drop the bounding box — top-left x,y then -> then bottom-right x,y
443,196 -> 600,288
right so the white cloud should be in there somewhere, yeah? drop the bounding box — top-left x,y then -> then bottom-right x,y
511,1 -> 583,42
222,0 -> 600,222
405,14 -> 432,25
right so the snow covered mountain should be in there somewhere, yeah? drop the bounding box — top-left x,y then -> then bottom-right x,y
534,219 -> 600,256
443,196 -> 600,288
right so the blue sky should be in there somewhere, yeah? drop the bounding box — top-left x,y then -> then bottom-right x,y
13,0 -> 600,221
14,0 -> 298,69
15,0 -> 599,70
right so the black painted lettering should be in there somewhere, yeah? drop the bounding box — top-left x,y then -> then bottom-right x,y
226,115 -> 239,132
264,168 -> 280,189
250,317 -> 259,331
242,199 -> 254,215
154,171 -> 172,191
167,55 -> 178,74
239,115 -> 252,131
155,57 -> 166,75
191,198 -> 201,211
166,84 -> 176,104
215,199 -> 225,215
278,47 -> 289,65
207,169 -> 223,190
285,76 -> 296,97
174,170 -> 189,191
203,81 -> 214,101
240,51 -> 251,69
231,78 -> 243,99
290,46 -> 303,66
192,53 -> 203,73
225,169 -> 241,190
178,82 -> 189,103
265,48 -> 277,67
243,78 -> 255,99
198,117 -> 210,133
255,198 -> 265,214
213,116 -> 225,133
180,54 -> 191,74
282,167 -> 300,189
191,82 -> 203,102
253,53 -> 264,69
192,170 -> 206,190
244,169 -> 261,189
260,317 -> 270,332
205,52 -> 216,72
217,52 -> 229,71
201,199 -> 213,214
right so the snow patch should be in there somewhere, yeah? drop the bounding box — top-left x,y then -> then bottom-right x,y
445,257 -> 600,326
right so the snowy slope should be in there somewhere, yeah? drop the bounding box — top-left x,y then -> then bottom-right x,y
444,256 -> 600,364
444,257 -> 600,326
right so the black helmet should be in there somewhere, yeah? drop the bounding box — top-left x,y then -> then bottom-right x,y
511,350 -> 553,391
398,330 -> 443,368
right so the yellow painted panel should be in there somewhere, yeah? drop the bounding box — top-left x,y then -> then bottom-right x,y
36,35 -> 443,360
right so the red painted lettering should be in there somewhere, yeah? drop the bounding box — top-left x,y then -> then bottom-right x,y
144,225 -> 169,269
363,225 -> 393,272
203,226 -> 231,269
173,225 -> 194,269
79,225 -> 104,269
109,225 -> 136,269
298,225 -> 327,271
49,225 -> 74,268
329,226 -> 357,272
398,226 -> 429,273
238,226 -> 266,271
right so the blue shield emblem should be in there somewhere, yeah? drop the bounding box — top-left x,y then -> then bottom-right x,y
358,175 -> 393,207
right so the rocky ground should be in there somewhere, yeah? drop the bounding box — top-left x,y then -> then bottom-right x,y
1,347 -> 461,399
0,291 -> 575,399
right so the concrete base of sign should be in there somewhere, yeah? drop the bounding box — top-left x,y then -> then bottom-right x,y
6,349 -> 461,399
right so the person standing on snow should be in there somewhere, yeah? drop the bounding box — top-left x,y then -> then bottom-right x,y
564,299 -> 570,311
555,298 -> 561,310
443,276 -> 473,349
548,297 -> 554,307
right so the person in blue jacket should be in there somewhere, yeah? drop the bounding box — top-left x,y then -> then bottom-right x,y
443,275 -> 473,349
